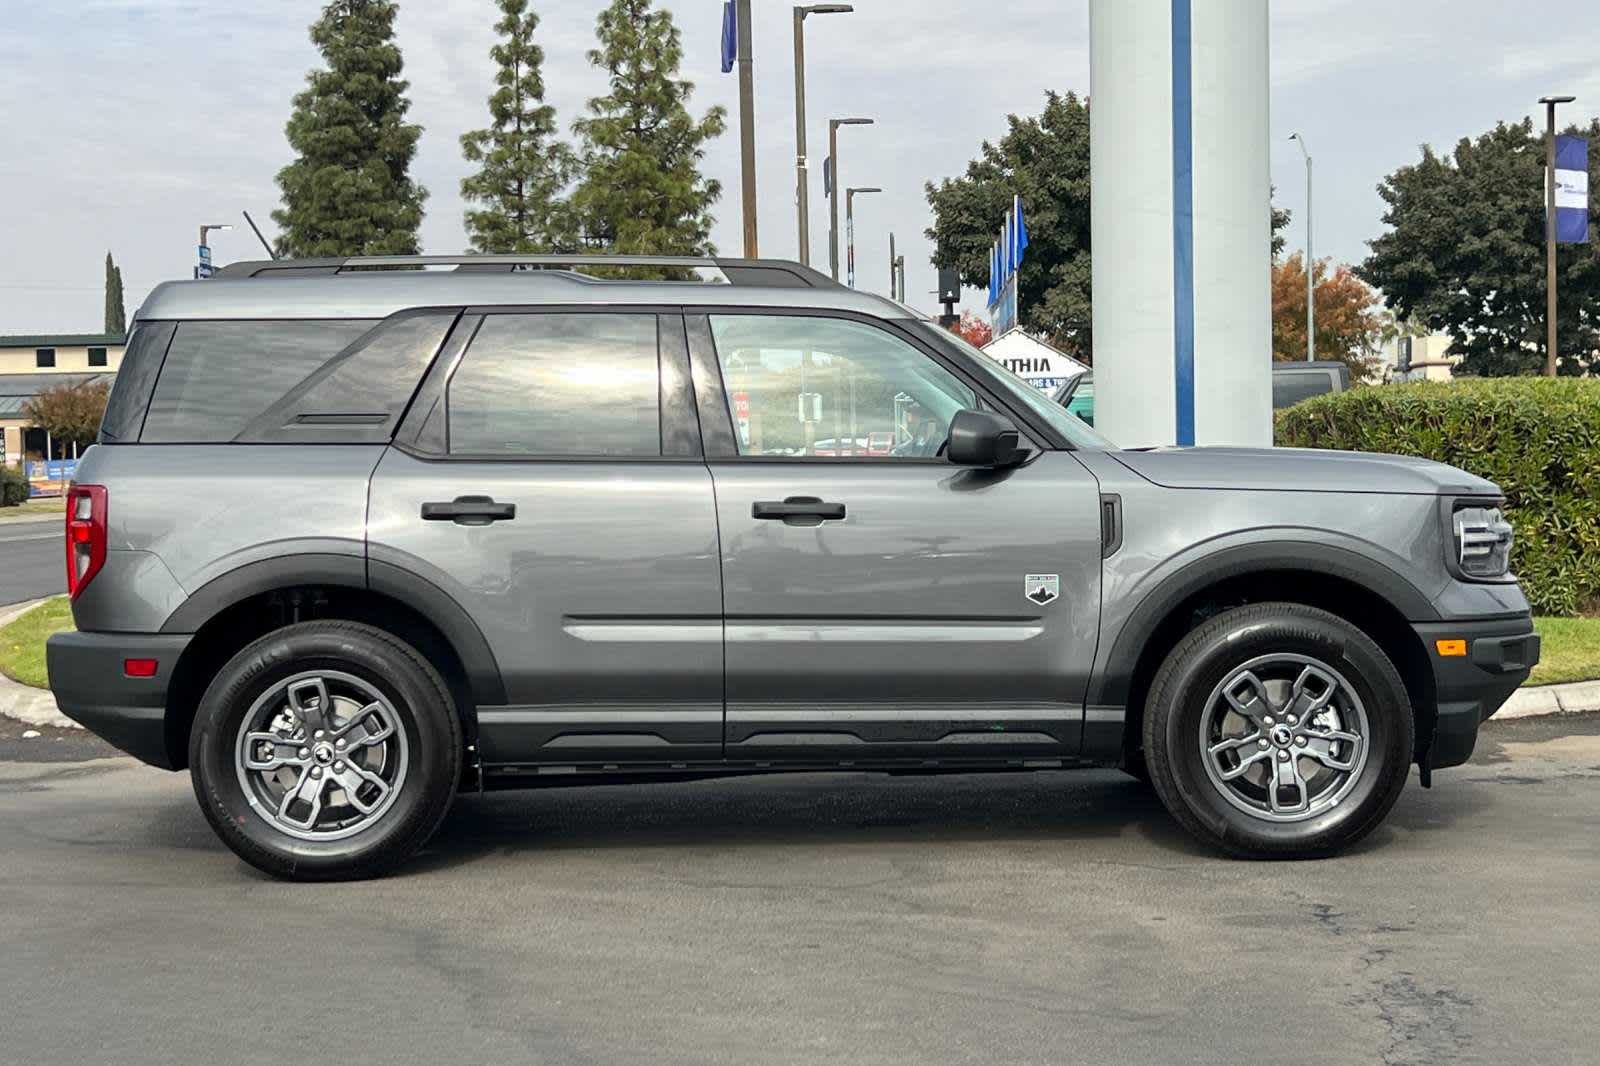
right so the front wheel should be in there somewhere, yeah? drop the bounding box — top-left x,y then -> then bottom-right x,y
1143,603 -> 1413,859
189,621 -> 461,880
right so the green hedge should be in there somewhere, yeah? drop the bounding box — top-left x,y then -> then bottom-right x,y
1275,378 -> 1600,616
0,466 -> 28,507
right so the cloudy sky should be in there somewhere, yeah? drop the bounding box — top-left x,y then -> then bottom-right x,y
1,0 -> 1595,333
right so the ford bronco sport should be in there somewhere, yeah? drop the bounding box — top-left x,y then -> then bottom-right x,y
47,255 -> 1539,879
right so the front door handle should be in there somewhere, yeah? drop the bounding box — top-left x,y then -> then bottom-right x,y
752,497 -> 847,524
421,495 -> 517,526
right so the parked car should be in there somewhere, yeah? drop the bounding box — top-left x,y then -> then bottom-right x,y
1052,361 -> 1352,426
50,255 -> 1537,880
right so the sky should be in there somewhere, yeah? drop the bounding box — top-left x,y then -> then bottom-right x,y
1,0 -> 1597,334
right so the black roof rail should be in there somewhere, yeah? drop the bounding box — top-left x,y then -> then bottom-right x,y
211,254 -> 839,289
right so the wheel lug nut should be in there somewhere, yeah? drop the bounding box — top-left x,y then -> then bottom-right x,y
1296,737 -> 1308,746
1257,739 -> 1269,749
1263,716 -> 1274,726
1278,750 -> 1290,761
335,738 -> 346,750
314,730 -> 325,739
311,767 -> 323,778
297,747 -> 310,759
1286,716 -> 1297,726
333,761 -> 345,772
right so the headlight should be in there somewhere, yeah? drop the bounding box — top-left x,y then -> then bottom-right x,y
1453,505 -> 1513,579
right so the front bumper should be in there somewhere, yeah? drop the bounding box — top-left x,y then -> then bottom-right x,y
1412,616 -> 1540,771
47,630 -> 192,769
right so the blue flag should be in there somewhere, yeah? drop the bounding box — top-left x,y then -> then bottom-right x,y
1555,135 -> 1589,244
1014,194 -> 1030,264
720,1 -> 737,74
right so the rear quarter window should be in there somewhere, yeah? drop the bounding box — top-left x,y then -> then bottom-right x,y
140,319 -> 377,443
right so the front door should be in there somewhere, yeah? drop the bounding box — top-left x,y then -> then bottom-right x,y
688,312 -> 1103,764
368,311 -> 724,767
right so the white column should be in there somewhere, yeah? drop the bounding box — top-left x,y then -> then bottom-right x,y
1090,0 -> 1272,449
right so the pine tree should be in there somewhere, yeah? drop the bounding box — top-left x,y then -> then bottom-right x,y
569,0 -> 726,266
460,0 -> 574,253
103,252 -> 126,336
273,0 -> 427,258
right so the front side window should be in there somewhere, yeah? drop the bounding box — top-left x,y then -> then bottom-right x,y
447,313 -> 661,457
708,315 -> 976,458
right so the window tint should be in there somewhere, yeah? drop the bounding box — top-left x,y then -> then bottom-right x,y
36,348 -> 55,368
237,312 -> 455,443
143,320 -> 375,442
1272,370 -> 1336,409
88,347 -> 108,368
709,315 -> 976,459
447,313 -> 660,457
99,322 -> 175,442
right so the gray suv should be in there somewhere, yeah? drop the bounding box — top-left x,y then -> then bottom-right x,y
47,255 -> 1539,880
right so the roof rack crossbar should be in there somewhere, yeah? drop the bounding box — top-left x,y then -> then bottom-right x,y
213,255 -> 838,289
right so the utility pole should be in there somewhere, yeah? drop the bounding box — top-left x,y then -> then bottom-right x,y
736,0 -> 758,257
1289,133 -> 1314,361
889,233 -> 897,296
827,117 -> 873,281
1541,95 -> 1576,377
792,5 -> 852,267
845,186 -> 880,289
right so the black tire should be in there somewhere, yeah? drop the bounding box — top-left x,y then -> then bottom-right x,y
1143,603 -> 1413,859
189,621 -> 461,881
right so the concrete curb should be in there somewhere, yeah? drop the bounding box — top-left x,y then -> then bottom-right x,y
1496,680 -> 1600,720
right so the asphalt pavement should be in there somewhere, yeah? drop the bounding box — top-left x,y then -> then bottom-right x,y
0,518 -> 64,605
1,712 -> 1596,1066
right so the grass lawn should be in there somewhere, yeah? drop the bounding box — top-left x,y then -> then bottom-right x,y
1529,617 -> 1600,687
0,596 -> 1594,692
0,596 -> 73,689
0,497 -> 65,522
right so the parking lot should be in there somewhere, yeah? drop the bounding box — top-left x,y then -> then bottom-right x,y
0,711 -> 1594,1065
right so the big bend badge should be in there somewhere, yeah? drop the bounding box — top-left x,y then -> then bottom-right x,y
1025,574 -> 1060,607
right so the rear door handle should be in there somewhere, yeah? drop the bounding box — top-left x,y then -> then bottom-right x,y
752,497 -> 846,524
421,495 -> 517,526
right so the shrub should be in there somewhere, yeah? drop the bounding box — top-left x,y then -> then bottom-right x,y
1275,378 -> 1600,616
0,465 -> 29,507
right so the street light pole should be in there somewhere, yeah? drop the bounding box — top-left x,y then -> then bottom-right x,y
1289,133 -> 1314,362
792,5 -> 852,268
736,0 -> 758,257
197,223 -> 232,279
845,186 -> 881,289
1541,94 -> 1576,377
827,117 -> 873,281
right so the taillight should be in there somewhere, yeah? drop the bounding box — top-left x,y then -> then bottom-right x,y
65,485 -> 107,601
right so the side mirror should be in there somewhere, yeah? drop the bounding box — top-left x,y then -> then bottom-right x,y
946,409 -> 1026,468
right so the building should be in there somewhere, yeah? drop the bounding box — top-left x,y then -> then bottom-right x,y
980,328 -> 1089,392
0,333 -> 124,466
1379,331 -> 1459,383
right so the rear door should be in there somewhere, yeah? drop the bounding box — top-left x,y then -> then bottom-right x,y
368,311 -> 724,767
687,311 -> 1103,764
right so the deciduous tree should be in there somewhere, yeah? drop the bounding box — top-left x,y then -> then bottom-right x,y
461,0 -> 574,253
568,0 -> 725,270
948,310 -> 993,348
1272,254 -> 1385,380
273,0 -> 427,257
23,379 -> 110,451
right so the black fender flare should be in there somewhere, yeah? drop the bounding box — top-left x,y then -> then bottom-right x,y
1088,538 -> 1440,711
160,553 -> 507,706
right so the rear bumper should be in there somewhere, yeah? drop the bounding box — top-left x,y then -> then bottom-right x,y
1412,616 -> 1540,771
46,630 -> 192,769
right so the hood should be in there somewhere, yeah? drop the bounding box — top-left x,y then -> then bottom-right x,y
1112,446 -> 1500,496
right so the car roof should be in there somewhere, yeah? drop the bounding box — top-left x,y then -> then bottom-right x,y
136,257 -> 915,323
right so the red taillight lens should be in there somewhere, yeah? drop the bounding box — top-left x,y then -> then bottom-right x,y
65,485 -> 107,601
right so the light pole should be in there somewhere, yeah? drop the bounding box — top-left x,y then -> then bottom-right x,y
792,4 -> 852,267
197,223 -> 232,278
844,187 -> 880,289
1540,94 -> 1576,377
827,117 -> 873,281
1289,133 -> 1314,362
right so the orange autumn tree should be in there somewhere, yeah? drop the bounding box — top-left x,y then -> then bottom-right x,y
948,310 -> 993,348
1272,253 -> 1385,381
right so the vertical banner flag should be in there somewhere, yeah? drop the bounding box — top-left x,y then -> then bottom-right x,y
720,1 -> 737,74
1554,135 -> 1590,244
988,196 -> 1028,336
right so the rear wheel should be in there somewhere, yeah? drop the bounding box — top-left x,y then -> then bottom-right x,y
1143,603 -> 1413,858
189,621 -> 460,880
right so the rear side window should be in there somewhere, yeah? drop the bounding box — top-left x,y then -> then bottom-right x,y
446,313 -> 661,457
1272,369 -> 1337,410
99,321 -> 176,442
142,319 -> 375,442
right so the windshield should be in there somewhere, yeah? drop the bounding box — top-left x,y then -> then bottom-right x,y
914,322 -> 1114,449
